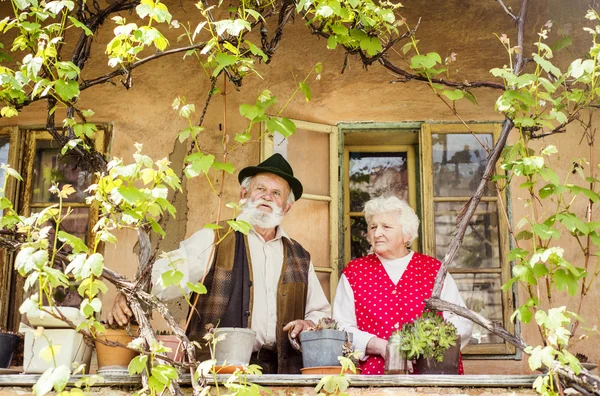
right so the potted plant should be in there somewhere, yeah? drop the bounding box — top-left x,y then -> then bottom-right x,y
0,328 -> 21,369
95,322 -> 139,374
390,311 -> 460,375
296,318 -> 356,373
156,330 -> 183,362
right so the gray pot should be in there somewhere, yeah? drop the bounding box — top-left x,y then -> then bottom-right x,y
214,328 -> 256,366
298,329 -> 349,368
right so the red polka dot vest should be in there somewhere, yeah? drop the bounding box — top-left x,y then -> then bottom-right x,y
343,252 -> 464,375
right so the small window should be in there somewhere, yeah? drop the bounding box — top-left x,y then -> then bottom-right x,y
1,127 -> 109,331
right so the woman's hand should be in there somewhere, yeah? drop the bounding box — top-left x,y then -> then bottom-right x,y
365,336 -> 388,358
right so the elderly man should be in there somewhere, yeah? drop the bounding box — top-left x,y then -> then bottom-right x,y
108,154 -> 331,374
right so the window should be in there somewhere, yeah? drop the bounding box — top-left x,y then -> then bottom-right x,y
420,123 -> 514,355
339,122 -> 515,357
0,127 -> 109,331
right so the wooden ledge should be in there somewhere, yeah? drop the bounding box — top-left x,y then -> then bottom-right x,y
0,374 -> 539,388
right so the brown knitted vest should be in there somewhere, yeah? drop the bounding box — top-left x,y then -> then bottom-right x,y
187,228 -> 310,374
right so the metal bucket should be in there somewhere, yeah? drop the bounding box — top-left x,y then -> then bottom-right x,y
298,329 -> 349,368
214,327 -> 256,366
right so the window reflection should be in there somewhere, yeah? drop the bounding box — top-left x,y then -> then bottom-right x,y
31,140 -> 92,203
432,134 -> 494,197
0,138 -> 10,191
454,274 -> 505,345
434,201 -> 501,268
349,152 -> 408,212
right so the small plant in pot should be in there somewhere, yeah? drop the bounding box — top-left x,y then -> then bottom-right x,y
296,317 -> 357,374
390,311 -> 460,375
95,321 -> 140,374
0,328 -> 22,369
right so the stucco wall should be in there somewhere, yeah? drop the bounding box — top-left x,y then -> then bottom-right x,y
1,0 -> 599,377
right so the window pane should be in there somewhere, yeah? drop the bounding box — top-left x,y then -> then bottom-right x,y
434,201 -> 501,268
273,128 -> 330,196
31,140 -> 93,203
349,215 -> 370,260
281,199 -> 330,267
453,273 -> 505,345
349,152 -> 409,212
432,133 -> 494,197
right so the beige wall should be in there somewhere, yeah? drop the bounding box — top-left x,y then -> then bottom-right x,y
1,0 -> 599,375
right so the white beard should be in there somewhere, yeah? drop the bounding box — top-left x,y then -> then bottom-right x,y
239,198 -> 284,229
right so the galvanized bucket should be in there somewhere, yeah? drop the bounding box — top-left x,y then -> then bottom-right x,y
214,327 -> 256,366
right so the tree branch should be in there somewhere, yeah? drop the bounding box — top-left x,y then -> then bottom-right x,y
496,0 -> 518,21
80,42 -> 209,90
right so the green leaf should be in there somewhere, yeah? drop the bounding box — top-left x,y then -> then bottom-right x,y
512,264 -> 536,285
116,186 -> 146,205
235,132 -> 251,144
442,89 -> 464,101
517,305 -> 533,324
161,269 -> 183,287
1,107 -> 18,118
299,82 -> 311,101
187,282 -> 207,294
566,184 -> 600,203
68,16 -> 93,36
507,247 -> 529,261
184,154 -> 215,178
247,41 -> 268,62
57,231 -> 88,253
227,219 -> 252,234
327,35 -> 337,50
213,53 -> 237,77
239,104 -> 258,120
463,90 -> 478,105
554,269 -> 578,296
204,223 -> 223,230
128,355 -> 148,375
533,54 -> 562,77
531,223 -> 560,240
266,117 -> 296,138
40,344 -> 62,363
86,253 -> 104,277
179,104 -> 195,118
359,36 -> 382,56
54,79 -> 79,101
212,161 -> 235,174
550,36 -> 572,52
33,365 -> 71,396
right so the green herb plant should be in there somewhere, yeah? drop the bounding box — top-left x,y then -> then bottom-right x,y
393,311 -> 457,363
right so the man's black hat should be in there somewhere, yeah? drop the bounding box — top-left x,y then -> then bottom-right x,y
238,153 -> 303,199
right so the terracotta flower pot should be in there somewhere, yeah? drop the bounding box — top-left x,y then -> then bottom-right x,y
156,335 -> 183,362
95,327 -> 139,371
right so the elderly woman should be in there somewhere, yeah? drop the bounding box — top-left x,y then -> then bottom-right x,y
333,196 -> 472,375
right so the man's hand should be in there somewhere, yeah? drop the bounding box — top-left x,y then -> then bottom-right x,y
283,319 -> 316,339
107,292 -> 133,326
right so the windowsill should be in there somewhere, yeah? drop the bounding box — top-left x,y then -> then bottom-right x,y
0,373 -> 540,388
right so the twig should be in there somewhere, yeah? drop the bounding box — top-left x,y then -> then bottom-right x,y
496,0 -> 518,21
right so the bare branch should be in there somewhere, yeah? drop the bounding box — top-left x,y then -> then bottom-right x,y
496,0 -> 518,21
80,42 -> 209,90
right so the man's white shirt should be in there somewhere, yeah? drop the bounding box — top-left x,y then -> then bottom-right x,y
151,224 -> 331,351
